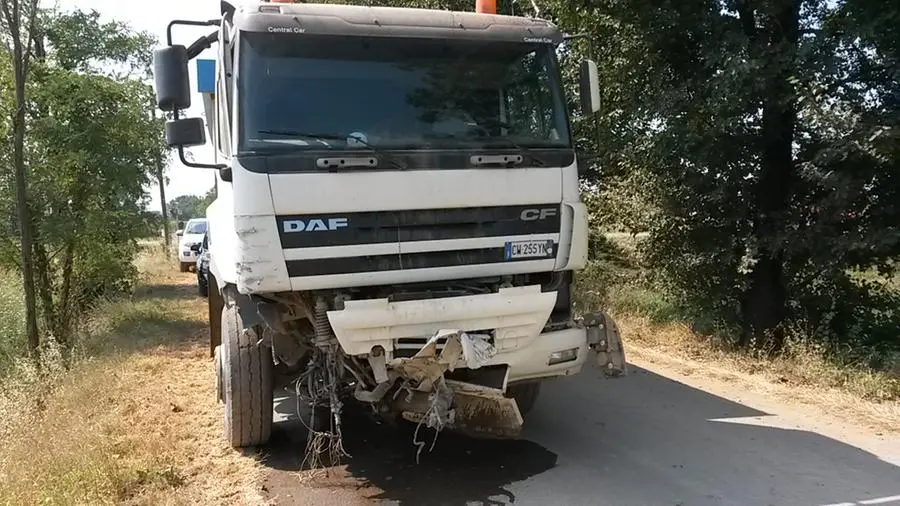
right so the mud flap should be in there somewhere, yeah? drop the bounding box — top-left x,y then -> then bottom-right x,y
451,388 -> 523,439
399,386 -> 524,439
583,312 -> 628,377
390,329 -> 525,439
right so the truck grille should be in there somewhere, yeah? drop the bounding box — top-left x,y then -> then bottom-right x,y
278,204 -> 561,276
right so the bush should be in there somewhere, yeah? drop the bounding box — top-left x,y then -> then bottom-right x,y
0,271 -> 26,376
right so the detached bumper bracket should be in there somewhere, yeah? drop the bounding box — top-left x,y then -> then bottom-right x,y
582,312 -> 627,377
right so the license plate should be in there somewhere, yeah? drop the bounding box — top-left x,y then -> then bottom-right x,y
504,240 -> 555,260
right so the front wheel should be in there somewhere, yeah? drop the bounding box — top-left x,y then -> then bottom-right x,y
220,300 -> 273,448
179,261 -> 191,273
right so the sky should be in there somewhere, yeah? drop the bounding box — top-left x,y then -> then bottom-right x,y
53,0 -> 230,212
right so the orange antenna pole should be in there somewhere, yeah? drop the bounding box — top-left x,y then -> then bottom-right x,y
476,0 -> 497,14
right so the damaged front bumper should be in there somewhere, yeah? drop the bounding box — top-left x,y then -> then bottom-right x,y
355,313 -> 627,440
325,283 -> 627,439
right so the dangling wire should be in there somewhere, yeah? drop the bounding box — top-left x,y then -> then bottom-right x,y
296,346 -> 350,474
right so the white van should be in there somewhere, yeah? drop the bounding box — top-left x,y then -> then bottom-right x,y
176,218 -> 208,272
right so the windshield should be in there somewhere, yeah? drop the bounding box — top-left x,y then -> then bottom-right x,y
185,221 -> 207,235
238,33 -> 571,154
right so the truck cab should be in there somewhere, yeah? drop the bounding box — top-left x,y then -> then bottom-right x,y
154,0 -> 625,450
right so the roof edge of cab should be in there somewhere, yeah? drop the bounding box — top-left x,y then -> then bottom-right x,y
232,3 -> 563,45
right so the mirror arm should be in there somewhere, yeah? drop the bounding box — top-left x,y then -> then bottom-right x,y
186,31 -> 219,60
163,19 -> 226,171
178,145 -> 227,170
166,19 -> 221,46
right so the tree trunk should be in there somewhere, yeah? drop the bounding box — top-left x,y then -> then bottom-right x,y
56,240 -> 77,351
741,255 -> 788,350
158,166 -> 170,249
32,241 -> 56,338
152,107 -> 170,250
10,35 -> 40,359
739,0 -> 801,351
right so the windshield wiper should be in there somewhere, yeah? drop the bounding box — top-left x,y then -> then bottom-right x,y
256,130 -> 408,170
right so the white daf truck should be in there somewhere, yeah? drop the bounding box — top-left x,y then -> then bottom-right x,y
153,0 -> 626,451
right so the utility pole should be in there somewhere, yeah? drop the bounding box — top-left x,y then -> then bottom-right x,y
151,104 -> 171,250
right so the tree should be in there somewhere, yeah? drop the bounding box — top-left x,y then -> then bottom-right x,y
0,0 -> 40,359
199,185 -> 216,212
168,190 -> 215,224
29,9 -> 162,348
0,8 -> 165,353
545,0 -> 900,351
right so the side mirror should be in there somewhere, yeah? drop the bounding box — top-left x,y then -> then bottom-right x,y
153,45 -> 191,111
579,59 -> 601,116
176,230 -> 184,237
165,118 -> 207,147
190,243 -> 201,252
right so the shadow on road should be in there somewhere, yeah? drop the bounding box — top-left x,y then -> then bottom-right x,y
263,394 -> 557,505
527,363 -> 900,506
258,363 -> 900,506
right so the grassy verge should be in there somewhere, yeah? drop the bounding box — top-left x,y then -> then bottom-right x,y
577,233 -> 900,430
0,243 -> 263,505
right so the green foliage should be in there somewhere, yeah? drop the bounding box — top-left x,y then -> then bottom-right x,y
42,9 -> 155,78
0,7 -> 164,352
139,210 -> 164,238
167,188 -> 215,224
3,0 -> 896,362
546,0 -> 900,351
0,270 -> 25,374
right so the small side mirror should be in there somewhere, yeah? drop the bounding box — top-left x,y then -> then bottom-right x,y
190,243 -> 201,252
165,118 -> 207,147
153,45 -> 191,111
579,59 -> 601,116
176,230 -> 184,237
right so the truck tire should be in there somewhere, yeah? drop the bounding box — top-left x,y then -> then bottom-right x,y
507,382 -> 541,417
180,261 -> 191,273
221,301 -> 273,448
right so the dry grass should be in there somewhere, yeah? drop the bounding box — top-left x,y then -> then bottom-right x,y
0,243 -> 266,506
618,313 -> 900,433
592,233 -> 900,432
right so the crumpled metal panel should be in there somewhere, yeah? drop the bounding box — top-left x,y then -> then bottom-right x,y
326,285 -> 556,357
391,329 -> 524,440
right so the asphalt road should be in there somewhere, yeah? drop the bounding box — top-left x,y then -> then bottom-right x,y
260,361 -> 900,506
